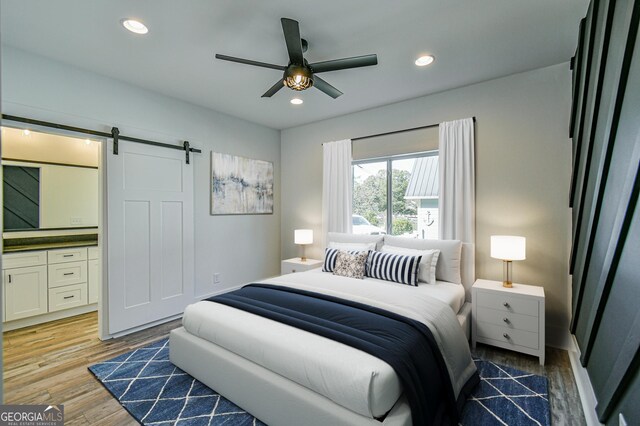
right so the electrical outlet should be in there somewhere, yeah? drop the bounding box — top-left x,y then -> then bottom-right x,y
213,273 -> 221,284
619,413 -> 627,426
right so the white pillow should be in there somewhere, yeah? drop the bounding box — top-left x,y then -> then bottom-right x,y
380,245 -> 439,284
328,241 -> 376,251
382,236 -> 462,284
327,232 -> 385,250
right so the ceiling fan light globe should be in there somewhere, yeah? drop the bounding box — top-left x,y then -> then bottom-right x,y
283,65 -> 314,91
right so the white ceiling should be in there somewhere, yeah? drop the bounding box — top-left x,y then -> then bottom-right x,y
1,0 -> 588,130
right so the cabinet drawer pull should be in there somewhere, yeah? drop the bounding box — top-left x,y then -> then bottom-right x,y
63,254 -> 74,258
63,272 -> 74,276
503,302 -> 510,308
503,333 -> 510,339
63,295 -> 75,299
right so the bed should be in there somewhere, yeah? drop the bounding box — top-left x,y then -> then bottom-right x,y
170,238 -> 476,426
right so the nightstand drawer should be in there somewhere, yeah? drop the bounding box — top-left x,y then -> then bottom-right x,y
281,258 -> 323,275
476,322 -> 539,350
476,292 -> 538,316
476,307 -> 538,332
282,264 -> 299,274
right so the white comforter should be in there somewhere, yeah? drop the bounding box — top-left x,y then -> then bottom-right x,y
182,270 -> 476,419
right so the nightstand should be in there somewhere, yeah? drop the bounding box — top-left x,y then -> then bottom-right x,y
472,279 -> 545,365
281,258 -> 323,275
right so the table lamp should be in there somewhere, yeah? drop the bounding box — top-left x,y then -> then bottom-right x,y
491,235 -> 526,288
294,229 -> 313,262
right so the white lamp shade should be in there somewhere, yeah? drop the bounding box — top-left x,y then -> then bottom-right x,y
491,235 -> 526,261
294,229 -> 313,245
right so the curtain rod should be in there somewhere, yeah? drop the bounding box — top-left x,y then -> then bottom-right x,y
1,114 -> 202,160
322,116 -> 476,144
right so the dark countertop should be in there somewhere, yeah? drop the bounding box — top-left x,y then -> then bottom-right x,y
3,233 -> 99,254
3,241 -> 98,254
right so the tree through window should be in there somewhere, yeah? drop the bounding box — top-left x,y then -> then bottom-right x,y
352,152 -> 438,239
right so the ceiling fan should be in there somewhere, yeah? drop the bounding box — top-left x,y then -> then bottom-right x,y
215,18 -> 378,99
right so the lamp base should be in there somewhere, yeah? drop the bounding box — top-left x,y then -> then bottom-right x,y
299,244 -> 307,262
502,260 -> 513,288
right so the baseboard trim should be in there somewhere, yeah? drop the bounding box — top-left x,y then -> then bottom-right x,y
546,324 -> 573,350
568,334 -> 603,426
3,304 -> 98,331
103,284 -> 245,340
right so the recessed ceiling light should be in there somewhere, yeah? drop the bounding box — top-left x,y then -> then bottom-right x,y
22,129 -> 31,137
84,139 -> 92,145
415,55 -> 435,67
290,98 -> 303,105
121,19 -> 149,35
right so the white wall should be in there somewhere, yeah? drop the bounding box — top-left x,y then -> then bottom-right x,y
1,46 -> 281,299
2,126 -> 100,167
281,63 -> 572,348
3,160 -> 99,228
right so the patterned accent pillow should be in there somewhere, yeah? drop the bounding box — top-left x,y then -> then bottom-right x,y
333,250 -> 369,279
367,251 -> 422,286
323,247 -> 365,272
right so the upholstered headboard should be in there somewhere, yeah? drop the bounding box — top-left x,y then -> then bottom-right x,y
325,232 -> 476,301
460,242 -> 475,302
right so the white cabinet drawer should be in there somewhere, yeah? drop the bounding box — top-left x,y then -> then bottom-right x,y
88,246 -> 99,260
476,306 -> 539,333
48,261 -> 87,288
476,291 -> 539,316
2,251 -> 47,269
49,283 -> 88,312
476,322 -> 539,350
48,248 -> 87,264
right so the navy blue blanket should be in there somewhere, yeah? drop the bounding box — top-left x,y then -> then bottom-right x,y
207,284 -> 467,425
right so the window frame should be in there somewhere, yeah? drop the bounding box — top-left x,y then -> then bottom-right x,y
352,150 -> 438,236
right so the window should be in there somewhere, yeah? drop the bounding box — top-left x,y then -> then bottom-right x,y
352,151 -> 438,239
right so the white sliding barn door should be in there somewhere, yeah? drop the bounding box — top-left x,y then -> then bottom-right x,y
107,141 -> 194,335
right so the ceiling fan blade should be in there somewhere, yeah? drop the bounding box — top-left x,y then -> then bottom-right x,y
313,76 -> 343,98
261,79 -> 285,98
309,54 -> 378,73
215,54 -> 286,71
281,18 -> 304,65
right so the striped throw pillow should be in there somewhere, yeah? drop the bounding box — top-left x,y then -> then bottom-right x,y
323,247 -> 366,272
367,251 -> 422,286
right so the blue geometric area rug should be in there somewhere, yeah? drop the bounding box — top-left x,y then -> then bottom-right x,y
460,358 -> 550,426
89,339 -> 550,426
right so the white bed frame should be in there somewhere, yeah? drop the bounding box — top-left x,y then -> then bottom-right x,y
170,243 -> 474,426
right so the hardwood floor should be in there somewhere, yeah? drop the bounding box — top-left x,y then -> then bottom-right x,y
3,312 -> 180,425
4,313 -> 586,425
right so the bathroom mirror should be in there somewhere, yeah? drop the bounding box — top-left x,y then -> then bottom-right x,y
2,126 -> 100,231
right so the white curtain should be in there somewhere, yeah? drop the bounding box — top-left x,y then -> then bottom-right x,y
439,118 -> 475,243
322,139 -> 353,240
